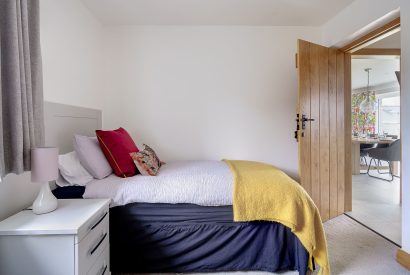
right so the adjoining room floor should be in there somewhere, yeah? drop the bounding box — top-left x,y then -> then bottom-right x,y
347,173 -> 401,245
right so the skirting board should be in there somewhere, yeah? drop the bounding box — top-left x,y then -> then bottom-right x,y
397,249 -> 410,270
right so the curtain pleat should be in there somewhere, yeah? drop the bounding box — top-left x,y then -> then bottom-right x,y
0,0 -> 45,177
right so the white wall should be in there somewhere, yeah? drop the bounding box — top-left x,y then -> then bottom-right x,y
322,0 -> 410,254
102,26 -> 321,178
40,0 -> 106,110
0,0 -> 105,221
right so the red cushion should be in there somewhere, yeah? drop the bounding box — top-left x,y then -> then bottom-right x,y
95,127 -> 139,177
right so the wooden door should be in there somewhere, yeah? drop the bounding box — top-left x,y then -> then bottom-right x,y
296,39 -> 352,221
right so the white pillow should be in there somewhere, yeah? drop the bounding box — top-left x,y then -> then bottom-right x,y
58,151 -> 93,186
55,172 -> 71,187
73,135 -> 112,179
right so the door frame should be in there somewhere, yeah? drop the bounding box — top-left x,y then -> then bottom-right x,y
341,16 -> 403,265
339,17 -> 401,212
353,48 -> 401,55
341,17 -> 401,53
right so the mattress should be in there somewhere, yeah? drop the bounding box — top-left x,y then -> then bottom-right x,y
110,202 -> 310,274
83,160 -> 233,206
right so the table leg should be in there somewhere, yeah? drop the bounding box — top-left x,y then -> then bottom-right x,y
392,161 -> 399,176
352,142 -> 360,175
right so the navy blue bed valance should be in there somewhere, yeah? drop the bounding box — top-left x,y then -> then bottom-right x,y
110,203 -> 309,274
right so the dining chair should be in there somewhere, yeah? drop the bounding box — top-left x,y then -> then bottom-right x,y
374,135 -> 399,165
366,139 -> 401,181
360,143 -> 375,168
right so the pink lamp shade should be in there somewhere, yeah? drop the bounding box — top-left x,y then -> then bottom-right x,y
31,147 -> 59,183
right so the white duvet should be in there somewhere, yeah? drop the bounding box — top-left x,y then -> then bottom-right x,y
83,160 -> 233,207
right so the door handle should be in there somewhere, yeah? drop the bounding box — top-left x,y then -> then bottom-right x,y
302,115 -> 315,122
295,113 -> 314,141
301,114 -> 314,129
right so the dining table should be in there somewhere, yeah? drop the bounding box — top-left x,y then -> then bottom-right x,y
351,137 -> 398,175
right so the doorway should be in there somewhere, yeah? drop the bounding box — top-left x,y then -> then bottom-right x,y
346,31 -> 402,246
296,18 -> 401,225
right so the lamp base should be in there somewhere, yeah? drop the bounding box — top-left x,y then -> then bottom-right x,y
32,182 -> 58,215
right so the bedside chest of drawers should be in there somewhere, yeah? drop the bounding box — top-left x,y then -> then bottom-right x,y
0,199 -> 110,275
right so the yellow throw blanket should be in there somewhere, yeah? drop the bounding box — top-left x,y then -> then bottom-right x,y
224,160 -> 330,275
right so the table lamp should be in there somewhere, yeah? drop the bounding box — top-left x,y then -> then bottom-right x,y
31,147 -> 59,215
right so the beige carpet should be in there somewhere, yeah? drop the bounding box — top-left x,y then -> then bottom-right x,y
119,215 -> 408,275
322,215 -> 407,275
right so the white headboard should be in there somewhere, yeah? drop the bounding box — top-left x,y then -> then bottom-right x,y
44,101 -> 102,154
0,102 -> 102,221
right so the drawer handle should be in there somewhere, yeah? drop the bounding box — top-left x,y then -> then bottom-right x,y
99,264 -> 108,275
90,212 -> 107,231
90,233 -> 107,256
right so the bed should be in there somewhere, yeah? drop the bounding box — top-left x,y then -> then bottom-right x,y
53,160 -> 313,275
54,185 -> 310,274
46,102 -> 324,275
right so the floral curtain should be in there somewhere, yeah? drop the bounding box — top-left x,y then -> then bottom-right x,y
352,92 -> 376,135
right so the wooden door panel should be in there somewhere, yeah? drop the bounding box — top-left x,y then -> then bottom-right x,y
336,51 -> 346,215
297,39 -> 351,221
309,43 -> 321,210
328,49 -> 338,219
319,45 -> 330,221
344,54 -> 352,212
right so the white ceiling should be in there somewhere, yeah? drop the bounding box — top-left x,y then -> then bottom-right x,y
352,31 -> 401,91
352,58 -> 400,90
81,0 -> 355,26
367,32 -> 401,49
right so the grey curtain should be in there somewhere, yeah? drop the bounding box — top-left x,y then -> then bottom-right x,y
0,0 -> 45,177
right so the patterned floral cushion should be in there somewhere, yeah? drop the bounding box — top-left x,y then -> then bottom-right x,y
130,144 -> 163,176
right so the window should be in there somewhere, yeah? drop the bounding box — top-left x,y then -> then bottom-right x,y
377,95 -> 400,137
